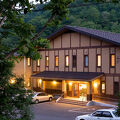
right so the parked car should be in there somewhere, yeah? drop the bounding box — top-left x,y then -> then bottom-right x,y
75,109 -> 120,120
32,92 -> 53,103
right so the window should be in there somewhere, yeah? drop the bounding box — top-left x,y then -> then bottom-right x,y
46,56 -> 49,67
72,55 -> 77,67
92,111 -> 102,117
37,93 -> 46,96
84,55 -> 88,67
110,54 -> 115,67
97,55 -> 101,67
65,56 -> 69,67
114,82 -> 119,96
40,93 -> 46,96
101,82 -> 105,94
27,58 -> 31,66
102,111 -> 113,117
55,56 -> 59,67
37,59 -> 40,67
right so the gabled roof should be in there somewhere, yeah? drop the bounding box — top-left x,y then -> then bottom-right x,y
31,71 -> 104,81
47,25 -> 120,46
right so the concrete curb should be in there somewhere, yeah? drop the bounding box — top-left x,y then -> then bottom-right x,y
86,101 -> 117,108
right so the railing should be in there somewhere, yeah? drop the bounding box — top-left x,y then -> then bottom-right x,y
56,92 -> 64,103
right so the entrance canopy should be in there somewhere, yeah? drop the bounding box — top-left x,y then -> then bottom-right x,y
31,71 -> 104,81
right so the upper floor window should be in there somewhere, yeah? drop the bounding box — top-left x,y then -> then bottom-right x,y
110,54 -> 115,67
65,55 -> 69,67
46,56 -> 49,67
37,59 -> 40,67
101,82 -> 105,94
55,56 -> 59,67
72,55 -> 77,67
27,58 -> 31,66
97,55 -> 101,67
114,82 -> 119,96
84,55 -> 88,67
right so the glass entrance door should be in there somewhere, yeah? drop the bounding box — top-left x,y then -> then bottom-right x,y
79,84 -> 87,101
73,83 -> 78,97
66,83 -> 78,97
66,83 -> 72,97
65,82 -> 87,100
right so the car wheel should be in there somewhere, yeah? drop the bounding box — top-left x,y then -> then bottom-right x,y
35,99 -> 39,104
49,97 -> 52,101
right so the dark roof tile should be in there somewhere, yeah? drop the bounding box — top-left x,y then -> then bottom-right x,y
31,71 -> 104,81
47,25 -> 120,46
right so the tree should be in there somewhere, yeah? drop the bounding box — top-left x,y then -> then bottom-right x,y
0,0 -> 74,120
0,57 -> 33,120
24,0 -> 120,38
0,0 -> 74,59
0,0 -> 120,120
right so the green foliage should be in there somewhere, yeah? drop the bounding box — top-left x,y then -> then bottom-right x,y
24,0 -> 120,38
0,1 -> 75,120
1,0 -> 120,120
0,54 -> 33,120
117,94 -> 120,116
0,0 -> 74,59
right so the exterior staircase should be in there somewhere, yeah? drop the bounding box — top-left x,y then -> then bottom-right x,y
57,97 -> 88,106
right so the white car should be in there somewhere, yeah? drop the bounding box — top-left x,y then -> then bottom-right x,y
75,109 -> 120,120
32,92 -> 53,103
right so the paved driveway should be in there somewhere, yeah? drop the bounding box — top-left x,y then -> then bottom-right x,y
31,101 -> 111,120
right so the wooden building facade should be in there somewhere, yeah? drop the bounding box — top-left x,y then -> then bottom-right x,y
27,26 -> 120,101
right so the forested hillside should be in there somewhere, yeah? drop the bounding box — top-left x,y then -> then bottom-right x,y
24,0 -> 120,38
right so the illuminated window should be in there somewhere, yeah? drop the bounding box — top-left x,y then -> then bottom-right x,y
55,56 -> 59,67
110,54 -> 115,67
65,56 -> 69,67
84,55 -> 88,67
102,82 -> 105,94
72,55 -> 77,67
97,55 -> 101,67
37,59 -> 40,67
27,58 -> 31,66
46,56 -> 49,67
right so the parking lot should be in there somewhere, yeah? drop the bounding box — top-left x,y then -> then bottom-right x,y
31,101 -> 112,120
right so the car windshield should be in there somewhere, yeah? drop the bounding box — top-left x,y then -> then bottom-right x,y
112,111 -> 118,117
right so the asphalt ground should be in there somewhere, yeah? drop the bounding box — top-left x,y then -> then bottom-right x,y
31,101 -> 112,120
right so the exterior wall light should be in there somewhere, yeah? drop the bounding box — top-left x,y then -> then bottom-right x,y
9,78 -> 16,84
39,79 -> 42,84
69,82 -> 72,86
37,79 -> 42,88
53,81 -> 56,85
94,83 -> 97,88
27,82 -> 30,87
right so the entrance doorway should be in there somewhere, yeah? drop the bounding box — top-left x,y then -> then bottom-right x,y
79,84 -> 87,101
65,82 -> 87,101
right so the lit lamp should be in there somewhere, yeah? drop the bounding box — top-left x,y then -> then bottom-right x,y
69,82 -> 72,86
53,81 -> 56,85
39,79 -> 42,84
27,82 -> 30,87
94,83 -> 97,88
9,78 -> 16,84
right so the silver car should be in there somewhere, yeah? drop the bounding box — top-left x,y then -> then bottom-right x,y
75,109 -> 120,120
32,92 -> 53,103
